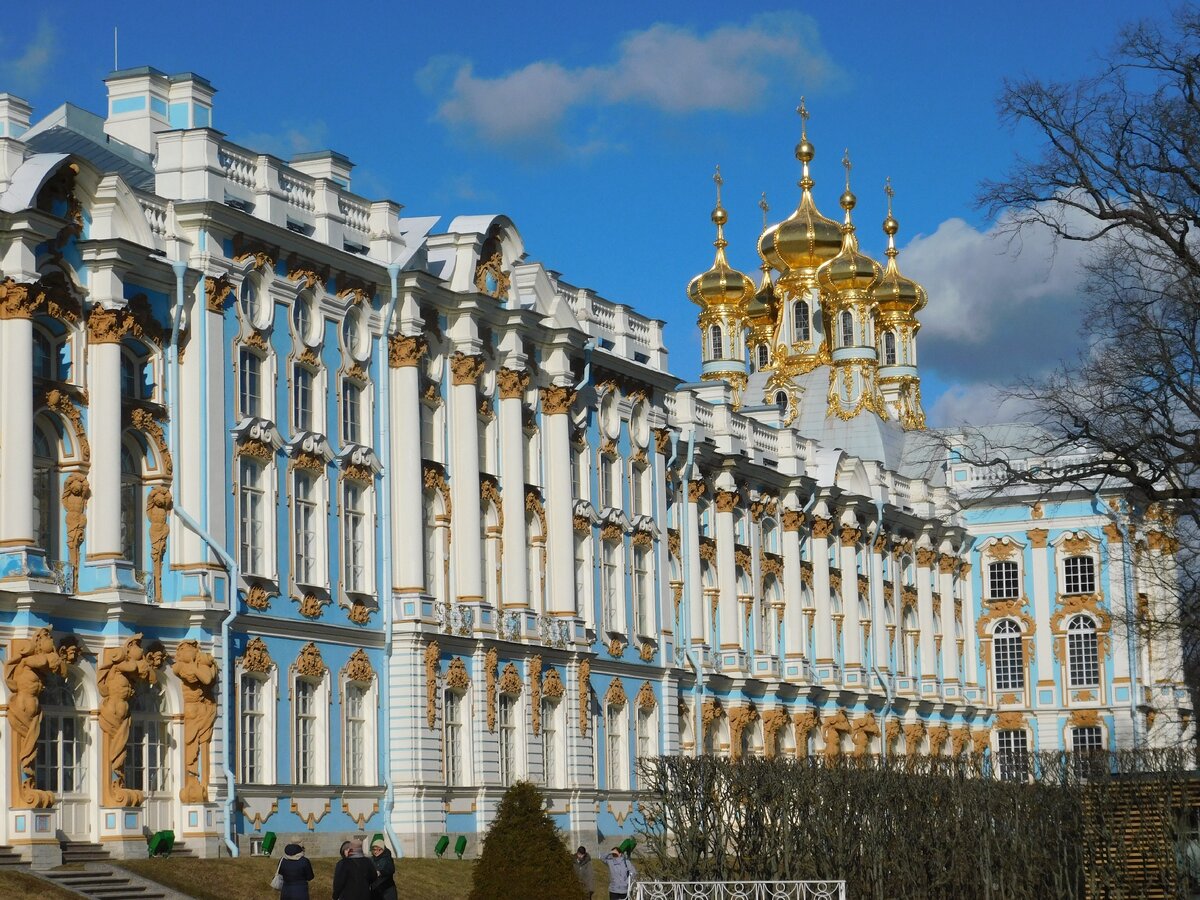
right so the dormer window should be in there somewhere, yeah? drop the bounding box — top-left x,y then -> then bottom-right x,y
756,344 -> 769,371
709,324 -> 724,359
840,311 -> 854,348
792,299 -> 810,343
883,331 -> 897,366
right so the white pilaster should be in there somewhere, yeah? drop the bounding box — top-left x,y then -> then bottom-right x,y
389,336 -> 426,594
87,333 -> 123,560
449,354 -> 483,602
542,385 -> 575,615
0,309 -> 33,545
498,371 -> 528,609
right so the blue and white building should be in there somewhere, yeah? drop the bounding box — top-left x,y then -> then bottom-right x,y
0,68 -> 1188,865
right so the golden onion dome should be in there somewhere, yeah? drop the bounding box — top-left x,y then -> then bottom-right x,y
872,181 -> 927,317
687,168 -> 756,310
746,193 -> 778,326
817,151 -> 882,295
767,101 -> 843,275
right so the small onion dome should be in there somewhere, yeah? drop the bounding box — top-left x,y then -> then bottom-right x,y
687,201 -> 756,310
767,138 -> 843,274
817,184 -> 882,295
746,263 -> 777,329
872,210 -> 927,317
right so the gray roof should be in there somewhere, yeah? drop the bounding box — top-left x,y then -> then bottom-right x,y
21,103 -> 154,190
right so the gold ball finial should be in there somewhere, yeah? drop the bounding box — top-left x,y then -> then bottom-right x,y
711,164 -> 726,224
840,148 -> 856,211
883,178 -> 898,236
794,97 -> 815,164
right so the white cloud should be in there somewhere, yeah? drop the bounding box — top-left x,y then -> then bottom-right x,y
928,382 -> 1036,428
419,13 -> 841,151
0,20 -> 55,93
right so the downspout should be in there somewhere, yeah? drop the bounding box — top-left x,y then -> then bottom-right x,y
869,498 -> 892,762
1091,488 -> 1142,749
676,428 -> 703,752
167,258 -> 239,858
379,262 -> 404,856
574,338 -> 595,392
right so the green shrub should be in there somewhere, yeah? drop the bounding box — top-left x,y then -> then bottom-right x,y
469,781 -> 580,900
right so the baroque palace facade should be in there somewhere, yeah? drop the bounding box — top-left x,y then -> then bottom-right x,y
0,71 -> 1189,863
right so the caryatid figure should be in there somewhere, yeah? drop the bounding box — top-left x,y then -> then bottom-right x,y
4,628 -> 67,808
172,640 -> 218,803
97,634 -> 160,807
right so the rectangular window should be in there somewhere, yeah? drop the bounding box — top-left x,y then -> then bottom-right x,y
601,542 -> 620,633
239,349 -> 262,419
295,679 -> 318,785
997,729 -> 1029,782
129,720 -> 166,793
293,365 -> 313,433
633,545 -> 651,636
498,695 -> 517,786
420,403 -> 435,461
345,684 -> 367,785
606,704 -> 625,790
445,691 -> 463,786
35,715 -> 81,794
343,484 -> 366,593
541,700 -> 557,788
342,381 -> 363,445
294,472 -> 318,586
636,707 -> 654,764
1064,556 -> 1096,595
239,458 -> 265,576
240,676 -> 264,784
988,561 -> 1020,599
574,534 -> 590,620
571,446 -> 586,500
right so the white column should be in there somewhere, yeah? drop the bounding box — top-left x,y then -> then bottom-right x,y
541,385 -> 575,615
781,509 -> 804,663
714,489 -> 739,651
0,302 -> 34,546
915,546 -> 938,684
686,481 -> 704,645
1027,529 -> 1054,697
871,536 -> 890,673
87,316 -> 123,560
938,551 -> 959,684
449,353 -> 483,602
962,561 -> 979,687
498,369 -> 529,609
839,523 -> 862,671
811,517 -> 834,666
389,335 -> 426,594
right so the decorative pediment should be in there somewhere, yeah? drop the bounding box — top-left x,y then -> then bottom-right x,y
295,643 -> 326,678
498,662 -> 522,696
446,657 -> 471,692
634,681 -> 656,711
285,432 -> 335,469
338,444 -> 382,483
604,679 -> 628,708
342,649 -> 375,683
239,637 -> 274,673
232,418 -> 283,460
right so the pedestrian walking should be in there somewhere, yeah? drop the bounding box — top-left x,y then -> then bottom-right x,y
332,836 -> 377,900
369,837 -> 397,900
602,847 -> 636,900
278,843 -> 315,900
574,846 -> 595,899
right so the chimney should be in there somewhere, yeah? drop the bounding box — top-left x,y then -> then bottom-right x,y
0,93 -> 32,139
290,150 -> 354,189
103,67 -> 215,155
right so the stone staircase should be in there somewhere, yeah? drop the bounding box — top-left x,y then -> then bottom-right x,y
61,841 -> 112,864
0,843 -> 26,867
39,866 -> 169,899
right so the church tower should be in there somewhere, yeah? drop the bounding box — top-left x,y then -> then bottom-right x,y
872,181 -> 928,429
688,167 -> 755,407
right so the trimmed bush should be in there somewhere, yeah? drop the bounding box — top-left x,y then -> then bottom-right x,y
469,781 -> 580,900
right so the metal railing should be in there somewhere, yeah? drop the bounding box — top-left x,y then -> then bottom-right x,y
634,883 -> 846,900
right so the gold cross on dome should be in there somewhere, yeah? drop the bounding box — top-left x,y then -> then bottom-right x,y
885,176 -> 894,215
713,165 -> 723,203
842,149 -> 852,189
759,192 -> 769,229
796,97 -> 809,137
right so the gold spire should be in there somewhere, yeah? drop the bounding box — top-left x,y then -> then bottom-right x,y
839,148 -> 856,228
687,165 -> 756,310
748,192 -> 777,329
872,178 -> 927,316
817,148 -> 881,295
767,99 -> 841,277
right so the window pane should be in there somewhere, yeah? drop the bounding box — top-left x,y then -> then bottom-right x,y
994,620 -> 1025,691
1064,556 -> 1096,595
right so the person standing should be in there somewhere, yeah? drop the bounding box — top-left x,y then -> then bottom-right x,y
278,843 -> 314,900
602,847 -> 636,900
369,837 -> 397,900
574,846 -> 595,899
332,836 -> 377,900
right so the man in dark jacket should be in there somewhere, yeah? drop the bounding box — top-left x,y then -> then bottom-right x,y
369,837 -> 397,900
332,836 -> 377,900
574,846 -> 595,899
278,843 -> 315,900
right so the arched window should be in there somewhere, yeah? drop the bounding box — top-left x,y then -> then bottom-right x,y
1064,556 -> 1096,595
481,497 -> 501,607
755,343 -> 769,371
120,443 -> 143,569
542,698 -> 561,788
792,300 -> 810,342
444,688 -> 465,786
761,517 -> 778,554
36,672 -> 85,794
32,423 -> 59,560
709,324 -> 724,359
128,678 -> 168,794
988,561 -> 1019,599
292,293 -> 314,345
994,619 -> 1025,691
526,509 -> 546,612
900,609 -> 918,675
840,311 -> 854,347
901,556 -> 915,587
1066,615 -> 1100,688
775,391 -> 788,409
423,488 -> 447,603
762,577 -> 782,651
883,331 -> 897,366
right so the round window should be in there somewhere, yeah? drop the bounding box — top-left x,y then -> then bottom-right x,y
630,400 -> 649,448
292,294 -> 315,345
600,391 -> 620,440
342,309 -> 369,362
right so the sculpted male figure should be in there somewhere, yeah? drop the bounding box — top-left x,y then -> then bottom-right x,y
172,640 -> 218,802
98,634 -> 157,806
4,628 -> 67,807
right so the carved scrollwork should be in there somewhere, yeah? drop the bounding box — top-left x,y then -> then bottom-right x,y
579,659 -> 591,736
295,643 -> 326,678
486,647 -> 499,732
425,641 -> 440,730
343,649 -> 375,684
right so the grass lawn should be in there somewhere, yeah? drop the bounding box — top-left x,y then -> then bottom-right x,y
0,869 -> 81,900
119,855 -> 476,900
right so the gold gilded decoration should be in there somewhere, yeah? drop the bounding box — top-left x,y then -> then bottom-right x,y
130,408 -> 174,479
667,529 -> 681,559
607,637 -> 626,658
949,726 -> 970,758
702,698 -> 725,738
885,719 -> 901,753
715,489 -> 739,514
347,601 -> 372,624
939,554 -> 957,574
579,659 -> 591,737
987,540 -> 1018,561
388,334 -> 428,368
1069,709 -> 1101,729
761,709 -> 788,758
297,593 -> 325,619
0,278 -> 37,319
734,546 -> 753,573
1027,528 -> 1049,549
6,628 -> 68,807
1051,594 -> 1111,663
995,711 -> 1027,732
444,657 -> 470,693
342,463 -> 373,485
237,438 -> 274,461
822,710 -> 850,761
542,666 -> 564,700
295,643 -> 326,678
245,584 -> 272,610
486,647 -> 499,732
98,635 -> 163,807
760,551 -> 784,581
233,246 -> 275,272
423,465 -> 452,518
449,352 -> 485,386
498,662 -> 522,696
916,548 -> 937,568
62,473 -> 90,588
497,368 -> 530,400
653,428 -> 671,455
425,641 -> 440,730
635,682 -> 657,712
480,477 -> 504,533
812,517 -> 834,539
1103,523 -> 1123,544
44,388 -> 90,464
1031,502 -> 1045,520
793,710 -> 817,755
970,729 -> 991,758
292,451 -> 325,473
86,306 -> 124,343
525,490 -> 547,536
601,522 -> 623,544
605,679 -> 628,711
529,655 -> 543,736
698,536 -> 717,563
1062,532 -> 1096,555
344,649 -> 375,684
688,480 -> 708,503
541,385 -> 576,415
631,530 -> 653,547
239,637 -> 274,673
173,640 -> 218,803
638,641 -> 655,661
840,525 -> 862,546
146,486 -> 172,600
205,275 -> 234,314
977,598 -> 1035,637
851,713 -> 880,759
287,264 -> 326,291
782,509 -> 804,532
927,725 -> 949,757
573,514 -> 592,533
729,704 -> 759,761
474,251 -> 510,299
903,720 -> 925,758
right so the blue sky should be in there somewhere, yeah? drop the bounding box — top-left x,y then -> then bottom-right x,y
0,1 -> 1178,424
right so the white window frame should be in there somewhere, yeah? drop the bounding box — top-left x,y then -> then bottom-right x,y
32,421 -> 60,561
293,470 -> 324,589
988,560 -> 1020,600
601,538 -> 624,633
1063,555 -> 1097,595
120,441 -> 144,569
238,456 -> 273,578
1066,614 -> 1101,688
293,672 -> 329,785
498,693 -> 521,786
792,299 -> 810,343
128,680 -> 169,795
574,532 -> 592,625
444,688 -> 467,787
997,729 -> 1029,782
342,677 -> 377,786
35,672 -> 86,796
341,380 -> 365,445
636,705 -> 657,765
541,698 -> 561,788
993,619 -> 1025,692
237,666 -> 278,785
633,543 -> 653,637
342,481 -> 373,597
709,324 -> 724,359
292,363 -> 315,434
606,701 -> 628,790
239,348 -> 264,420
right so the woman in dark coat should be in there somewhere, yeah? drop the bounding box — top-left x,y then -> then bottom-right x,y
278,843 -> 315,900
332,837 -> 377,900
369,838 -> 397,900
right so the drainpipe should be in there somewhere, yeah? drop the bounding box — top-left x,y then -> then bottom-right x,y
167,258 -> 240,858
574,338 -> 595,392
1091,488 -> 1142,749
676,428 -> 703,752
379,262 -> 404,856
869,498 -> 892,762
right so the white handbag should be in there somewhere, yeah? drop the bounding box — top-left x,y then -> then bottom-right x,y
270,857 -> 284,891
